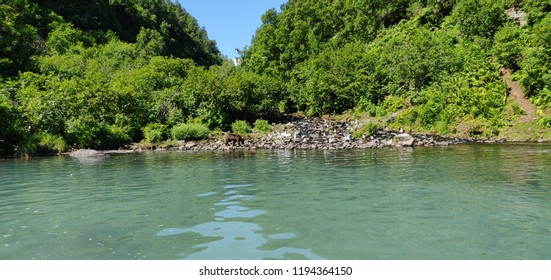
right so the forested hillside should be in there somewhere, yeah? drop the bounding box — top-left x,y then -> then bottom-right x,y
1,0 -> 550,156
243,0 -> 551,135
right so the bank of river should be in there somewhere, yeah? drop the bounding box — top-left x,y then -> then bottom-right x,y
104,117 -> 512,155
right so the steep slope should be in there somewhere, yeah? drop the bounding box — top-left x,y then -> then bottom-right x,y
500,68 -> 536,123
0,0 -> 222,78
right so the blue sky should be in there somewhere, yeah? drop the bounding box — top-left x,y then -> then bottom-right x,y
177,1 -> 287,59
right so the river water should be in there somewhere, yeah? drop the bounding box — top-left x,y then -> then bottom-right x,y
1,144 -> 551,259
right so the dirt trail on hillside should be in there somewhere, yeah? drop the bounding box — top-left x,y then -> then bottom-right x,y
500,68 -> 537,123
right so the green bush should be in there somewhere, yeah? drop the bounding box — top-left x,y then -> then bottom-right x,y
142,123 -> 167,143
171,123 -> 210,141
231,120 -> 252,134
0,91 -> 25,155
14,132 -> 67,157
36,132 -> 67,154
352,122 -> 380,138
511,103 -> 526,116
468,124 -> 483,137
417,100 -> 443,128
537,117 -> 551,128
492,23 -> 524,70
65,117 -> 131,150
450,0 -> 506,39
14,137 -> 37,157
394,109 -> 418,127
105,124 -> 132,148
383,95 -> 406,113
533,88 -> 551,108
253,119 -> 271,133
357,100 -> 385,117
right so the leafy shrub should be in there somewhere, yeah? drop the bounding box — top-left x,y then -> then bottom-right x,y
14,137 -> 37,157
537,117 -> 551,128
291,42 -> 369,116
231,120 -> 251,134
417,100 -> 443,128
357,100 -> 385,117
511,103 -> 526,116
357,99 -> 375,116
65,116 -> 131,150
450,0 -> 506,39
142,123 -> 167,143
36,132 -> 67,154
468,124 -> 483,137
533,88 -> 551,108
492,23 -> 524,70
105,124 -> 132,148
467,121 -> 499,138
394,109 -> 418,127
352,122 -> 380,138
0,92 -> 24,155
171,123 -> 210,141
383,95 -> 406,113
253,119 -> 271,133
14,132 -> 67,157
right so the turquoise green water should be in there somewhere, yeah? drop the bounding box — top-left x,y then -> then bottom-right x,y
1,144 -> 551,259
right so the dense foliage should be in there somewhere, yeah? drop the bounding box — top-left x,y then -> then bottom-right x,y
0,0 -> 221,77
0,0 -> 281,155
171,123 -> 209,141
243,0 -> 551,134
1,0 -> 550,156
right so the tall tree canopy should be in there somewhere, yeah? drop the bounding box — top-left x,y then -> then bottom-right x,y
0,0 -> 222,77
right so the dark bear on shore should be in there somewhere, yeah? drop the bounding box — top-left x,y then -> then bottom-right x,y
225,132 -> 244,146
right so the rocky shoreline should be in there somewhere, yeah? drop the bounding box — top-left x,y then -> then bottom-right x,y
71,118 -> 478,157
161,120 -> 465,153
155,131 -> 463,153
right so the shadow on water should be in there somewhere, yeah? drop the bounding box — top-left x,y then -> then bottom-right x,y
156,183 -> 323,260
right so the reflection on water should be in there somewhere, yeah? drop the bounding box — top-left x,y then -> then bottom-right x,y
1,144 -> 551,259
70,155 -> 109,165
157,184 -> 322,260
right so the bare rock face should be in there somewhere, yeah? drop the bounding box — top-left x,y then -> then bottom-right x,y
505,8 -> 527,27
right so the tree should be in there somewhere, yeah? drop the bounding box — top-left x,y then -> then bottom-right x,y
0,0 -> 45,76
450,0 -> 507,39
0,84 -> 25,155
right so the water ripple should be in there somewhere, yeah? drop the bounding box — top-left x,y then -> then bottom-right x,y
157,221 -> 322,260
2,145 -> 551,259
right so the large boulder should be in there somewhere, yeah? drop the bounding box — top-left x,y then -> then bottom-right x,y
69,149 -> 109,164
392,133 -> 415,147
69,149 -> 105,157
